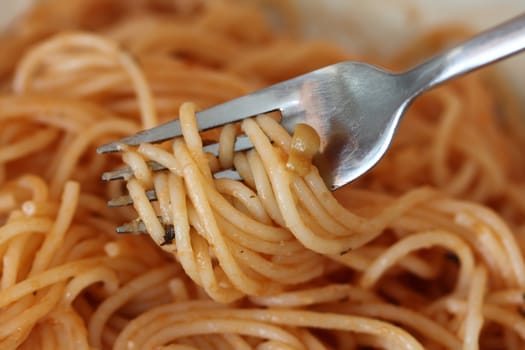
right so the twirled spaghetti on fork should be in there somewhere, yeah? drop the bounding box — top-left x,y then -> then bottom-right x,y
1,0 -> 525,349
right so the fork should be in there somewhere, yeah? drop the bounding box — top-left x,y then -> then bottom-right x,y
98,14 -> 525,233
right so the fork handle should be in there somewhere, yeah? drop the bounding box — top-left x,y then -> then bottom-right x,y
405,13 -> 525,96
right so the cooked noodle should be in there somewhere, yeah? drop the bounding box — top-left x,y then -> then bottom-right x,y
1,0 -> 525,349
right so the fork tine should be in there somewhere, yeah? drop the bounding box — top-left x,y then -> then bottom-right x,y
108,189 -> 157,207
96,77 -> 303,154
116,217 -> 167,234
116,217 -> 177,234
116,221 -> 147,234
101,161 -> 165,181
109,169 -> 242,208
212,169 -> 243,181
101,136 -> 252,182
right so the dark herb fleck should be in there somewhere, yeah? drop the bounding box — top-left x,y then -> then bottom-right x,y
518,307 -> 525,318
445,252 -> 460,265
160,225 -> 175,246
339,248 -> 352,256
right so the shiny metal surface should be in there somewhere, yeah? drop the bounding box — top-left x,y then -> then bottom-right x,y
98,13 -> 525,190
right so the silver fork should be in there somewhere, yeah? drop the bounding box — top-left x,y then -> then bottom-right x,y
98,14 -> 525,233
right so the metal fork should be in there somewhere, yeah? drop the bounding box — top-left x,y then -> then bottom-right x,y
98,14 -> 525,233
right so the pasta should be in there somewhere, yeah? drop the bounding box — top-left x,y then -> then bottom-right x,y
1,0 -> 525,349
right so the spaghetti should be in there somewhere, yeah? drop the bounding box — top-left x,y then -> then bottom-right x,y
1,0 -> 525,349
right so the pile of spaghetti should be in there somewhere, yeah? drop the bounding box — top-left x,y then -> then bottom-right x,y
1,0 -> 525,349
